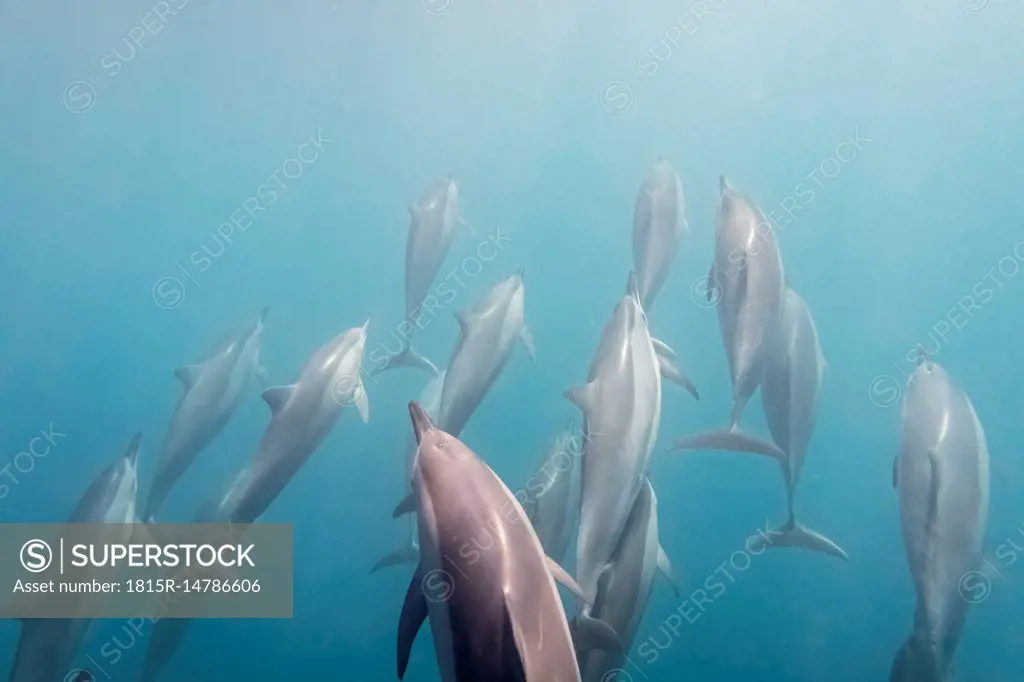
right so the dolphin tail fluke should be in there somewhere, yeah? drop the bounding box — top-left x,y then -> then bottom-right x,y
761,520 -> 849,561
665,428 -> 787,461
370,544 -> 420,573
373,344 -> 439,377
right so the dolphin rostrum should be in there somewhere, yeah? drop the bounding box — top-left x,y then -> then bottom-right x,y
436,269 -> 534,438
567,272 -> 690,611
668,176 -> 786,459
217,320 -> 372,524
753,285 -> 848,560
394,401 -> 590,682
521,421 -> 583,564
11,434 -> 142,682
371,368 -> 447,573
889,360 -> 989,682
386,176 -> 470,376
144,306 -> 269,521
577,477 -> 678,682
632,158 -> 687,311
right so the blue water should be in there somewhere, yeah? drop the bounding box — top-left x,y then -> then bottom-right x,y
2,1 -> 1023,680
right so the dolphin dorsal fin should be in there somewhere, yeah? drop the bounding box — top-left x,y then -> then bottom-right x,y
565,381 -> 599,417
261,384 -> 295,414
174,365 -> 203,389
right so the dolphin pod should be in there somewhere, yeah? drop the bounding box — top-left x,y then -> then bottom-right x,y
436,268 -> 534,438
394,401 -> 584,682
384,176 -> 470,376
889,361 -> 989,682
11,434 -> 142,682
144,306 -> 269,522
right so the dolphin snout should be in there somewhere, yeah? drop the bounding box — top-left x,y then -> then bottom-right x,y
408,401 -> 436,445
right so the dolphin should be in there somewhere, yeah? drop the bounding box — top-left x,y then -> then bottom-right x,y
11,434 -> 142,682
218,320 -> 372,524
386,176 -> 470,376
143,306 -> 269,521
371,369 -> 447,573
566,272 -> 690,609
750,285 -> 847,560
436,269 -> 534,438
889,360 -> 989,682
577,477 -> 678,682
394,401 -> 589,682
668,176 -> 786,460
521,421 -> 583,564
632,158 -> 687,311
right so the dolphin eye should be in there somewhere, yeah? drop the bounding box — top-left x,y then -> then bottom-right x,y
436,439 -> 448,450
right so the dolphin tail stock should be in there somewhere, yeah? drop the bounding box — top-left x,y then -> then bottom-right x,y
759,518 -> 849,561
370,543 -> 420,573
665,428 -> 787,462
371,342 -> 439,378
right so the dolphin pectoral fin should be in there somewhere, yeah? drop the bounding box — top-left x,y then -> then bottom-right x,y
371,544 -> 420,573
353,379 -> 370,424
392,493 -> 417,518
666,429 -> 787,461
762,521 -> 849,561
458,217 -> 474,234
397,564 -> 428,680
371,345 -> 439,377
519,326 -> 536,361
657,545 -> 681,598
454,310 -> 474,338
407,204 -> 418,218
173,365 -> 202,389
651,338 -> 676,359
655,355 -> 700,401
261,384 -> 296,414
565,381 -> 599,416
544,557 -> 589,606
706,263 -> 719,303
573,614 -> 623,653
892,455 -> 899,489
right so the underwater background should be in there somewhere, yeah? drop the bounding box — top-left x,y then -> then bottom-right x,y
1,0 -> 1023,680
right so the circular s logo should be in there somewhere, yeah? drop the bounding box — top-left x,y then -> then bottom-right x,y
20,539 -> 53,573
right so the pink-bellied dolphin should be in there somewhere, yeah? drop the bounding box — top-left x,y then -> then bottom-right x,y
12,434 -> 142,682
217,320 -> 372,524
577,477 -> 677,682
394,401 -> 589,682
567,273 -> 692,610
370,368 -> 447,573
755,285 -> 847,560
668,176 -> 786,460
385,176 -> 470,376
889,360 -> 989,682
633,158 -> 687,311
143,306 -> 269,521
436,268 -> 533,438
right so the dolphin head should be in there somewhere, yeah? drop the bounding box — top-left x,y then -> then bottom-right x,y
407,401 -> 475,493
